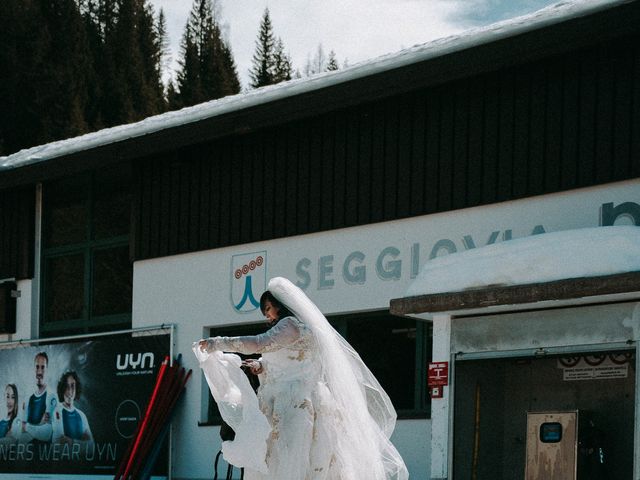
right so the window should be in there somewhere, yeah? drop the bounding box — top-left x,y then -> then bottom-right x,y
330,311 -> 431,418
203,310 -> 431,425
41,165 -> 132,336
0,281 -> 17,334
540,423 -> 563,443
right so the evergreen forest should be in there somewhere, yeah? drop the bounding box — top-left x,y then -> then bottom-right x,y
0,1 -> 341,157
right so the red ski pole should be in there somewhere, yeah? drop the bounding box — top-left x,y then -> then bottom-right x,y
138,384 -> 190,480
129,364 -> 182,478
116,355 -> 169,480
131,368 -> 192,479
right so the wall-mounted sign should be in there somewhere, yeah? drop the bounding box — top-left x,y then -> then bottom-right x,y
428,362 -> 449,399
230,251 -> 266,313
557,353 -> 633,381
428,362 -> 449,387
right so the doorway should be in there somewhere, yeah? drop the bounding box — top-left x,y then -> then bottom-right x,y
453,350 -> 635,479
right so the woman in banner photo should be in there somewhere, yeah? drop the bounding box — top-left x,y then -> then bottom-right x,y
52,371 -> 94,447
0,384 -> 20,444
196,276 -> 408,480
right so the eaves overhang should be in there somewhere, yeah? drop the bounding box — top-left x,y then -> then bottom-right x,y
389,271 -> 640,320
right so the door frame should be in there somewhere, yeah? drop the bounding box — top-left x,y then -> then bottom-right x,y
451,341 -> 639,479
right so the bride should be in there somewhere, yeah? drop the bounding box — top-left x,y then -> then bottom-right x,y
196,277 -> 408,479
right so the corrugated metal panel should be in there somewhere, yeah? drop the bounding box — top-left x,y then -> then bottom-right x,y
132,35 -> 640,261
0,186 -> 35,279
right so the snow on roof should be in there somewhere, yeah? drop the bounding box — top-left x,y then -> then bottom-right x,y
0,0 -> 629,171
405,226 -> 640,297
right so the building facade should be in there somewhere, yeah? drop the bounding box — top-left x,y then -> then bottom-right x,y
1,1 -> 639,478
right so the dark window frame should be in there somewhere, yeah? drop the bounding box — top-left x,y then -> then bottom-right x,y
329,310 -> 431,419
40,167 -> 132,337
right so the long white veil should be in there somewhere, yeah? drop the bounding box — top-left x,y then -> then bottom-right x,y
269,277 -> 408,480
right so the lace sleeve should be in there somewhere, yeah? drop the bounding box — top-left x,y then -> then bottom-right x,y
206,317 -> 301,354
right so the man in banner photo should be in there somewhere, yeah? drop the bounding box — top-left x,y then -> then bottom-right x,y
20,352 -> 55,443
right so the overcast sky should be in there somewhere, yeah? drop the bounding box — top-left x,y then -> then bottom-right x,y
149,0 -> 558,89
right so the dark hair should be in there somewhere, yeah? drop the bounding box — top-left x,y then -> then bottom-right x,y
57,371 -> 81,403
35,352 -> 48,365
259,291 -> 293,320
5,384 -> 18,427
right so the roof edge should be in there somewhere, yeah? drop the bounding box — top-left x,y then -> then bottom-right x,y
389,271 -> 640,316
1,0 -> 634,174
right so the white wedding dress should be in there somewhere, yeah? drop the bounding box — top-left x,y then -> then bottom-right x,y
195,277 -> 408,480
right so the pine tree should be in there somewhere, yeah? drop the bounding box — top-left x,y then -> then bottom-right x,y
97,0 -> 118,39
0,0 -> 28,154
0,0 -> 168,155
249,9 -> 293,88
166,80 -> 180,109
137,1 -> 166,114
327,50 -> 339,71
98,0 -> 166,125
79,0 -> 105,130
220,40 -> 241,94
104,0 -> 140,123
43,0 -> 92,139
175,23 -> 202,107
249,8 -> 276,88
200,22 -> 229,99
273,37 -> 292,83
175,0 -> 240,107
157,8 -> 172,89
0,0 -> 94,154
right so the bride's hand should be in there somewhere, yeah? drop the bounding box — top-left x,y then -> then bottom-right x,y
198,339 -> 211,352
242,359 -> 263,375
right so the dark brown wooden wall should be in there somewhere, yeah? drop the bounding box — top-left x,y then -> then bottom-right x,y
0,186 -> 35,279
133,34 -> 640,261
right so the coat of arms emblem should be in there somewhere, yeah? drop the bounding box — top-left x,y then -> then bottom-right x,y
230,251 -> 266,313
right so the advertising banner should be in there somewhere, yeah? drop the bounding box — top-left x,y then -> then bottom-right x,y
0,331 -> 170,479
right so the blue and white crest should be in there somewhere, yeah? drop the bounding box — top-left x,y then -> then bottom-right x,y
230,251 -> 267,313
